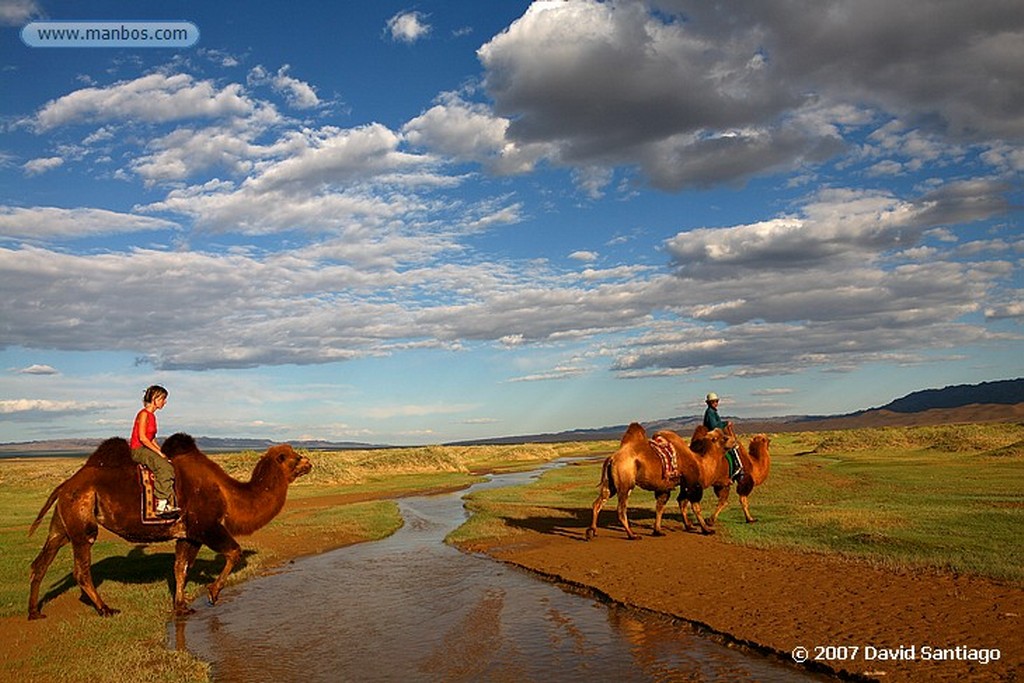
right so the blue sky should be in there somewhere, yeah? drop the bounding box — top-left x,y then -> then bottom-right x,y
1,0 -> 1022,445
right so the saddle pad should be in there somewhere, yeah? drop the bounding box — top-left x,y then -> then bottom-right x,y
650,436 -> 677,479
137,464 -> 166,524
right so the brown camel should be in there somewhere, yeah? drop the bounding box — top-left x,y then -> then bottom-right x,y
28,433 -> 312,619
654,426 -> 770,533
585,423 -> 735,540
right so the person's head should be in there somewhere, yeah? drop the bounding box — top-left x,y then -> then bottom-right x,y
706,392 -> 719,407
143,385 -> 168,408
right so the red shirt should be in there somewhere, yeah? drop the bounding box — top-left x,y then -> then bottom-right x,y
129,408 -> 157,449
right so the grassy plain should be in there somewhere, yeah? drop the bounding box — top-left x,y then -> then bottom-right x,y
0,441 -> 604,682
1,425 -> 1021,681
455,423 -> 1024,583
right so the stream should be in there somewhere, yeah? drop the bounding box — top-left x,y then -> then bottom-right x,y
171,461 -> 829,682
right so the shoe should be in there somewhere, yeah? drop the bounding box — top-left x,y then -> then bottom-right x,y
156,499 -> 181,519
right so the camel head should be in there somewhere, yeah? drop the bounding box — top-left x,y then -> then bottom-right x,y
266,444 -> 313,482
690,426 -> 734,454
708,427 -> 738,452
750,433 -> 771,455
621,422 -> 648,446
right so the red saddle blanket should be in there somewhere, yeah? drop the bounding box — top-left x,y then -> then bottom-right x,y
137,464 -> 167,524
650,435 -> 677,479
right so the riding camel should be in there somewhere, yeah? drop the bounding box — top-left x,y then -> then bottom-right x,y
654,426 -> 771,533
585,422 -> 735,541
28,433 -> 312,619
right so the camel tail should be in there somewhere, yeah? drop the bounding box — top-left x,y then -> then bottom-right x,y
597,456 -> 617,498
28,483 -> 63,537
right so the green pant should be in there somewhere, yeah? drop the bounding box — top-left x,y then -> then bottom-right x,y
131,446 -> 176,501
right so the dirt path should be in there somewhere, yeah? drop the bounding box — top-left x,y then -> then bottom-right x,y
459,520 -> 1022,682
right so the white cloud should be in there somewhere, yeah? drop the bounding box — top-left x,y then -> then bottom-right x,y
0,0 -> 38,26
23,157 -> 64,176
17,364 -> 59,375
476,0 -> 1024,189
402,95 -> 550,174
0,206 -> 179,239
569,250 -> 598,262
506,365 -> 588,382
33,73 -> 255,131
0,399 -> 104,415
386,10 -> 431,43
248,65 -> 320,109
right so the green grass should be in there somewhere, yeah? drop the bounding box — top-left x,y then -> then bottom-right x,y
452,424 -> 1024,584
0,441 -> 601,682
4,427 -> 1021,682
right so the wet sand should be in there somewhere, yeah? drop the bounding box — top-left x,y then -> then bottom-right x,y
457,516 -> 1023,682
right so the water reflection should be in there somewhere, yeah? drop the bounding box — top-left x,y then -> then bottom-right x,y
173,463 -> 829,682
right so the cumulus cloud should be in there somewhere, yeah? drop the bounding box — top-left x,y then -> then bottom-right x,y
402,95 -> 551,174
32,73 -> 255,131
0,0 -> 39,26
0,206 -> 179,239
476,0 -> 1024,189
0,399 -> 105,416
386,10 -> 431,43
248,65 -> 320,109
17,364 -> 59,375
23,157 -> 64,176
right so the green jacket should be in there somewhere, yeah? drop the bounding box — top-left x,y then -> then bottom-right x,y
703,405 -> 727,431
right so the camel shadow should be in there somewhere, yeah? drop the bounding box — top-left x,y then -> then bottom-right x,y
504,506 -> 689,541
41,546 -> 257,610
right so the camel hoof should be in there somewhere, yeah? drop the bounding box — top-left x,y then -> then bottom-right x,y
28,611 -> 46,621
652,529 -> 665,537
701,527 -> 716,535
98,606 -> 120,617
585,528 -> 596,541
706,518 -> 716,527
175,605 -> 196,617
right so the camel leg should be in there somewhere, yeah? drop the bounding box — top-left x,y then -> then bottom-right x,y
690,501 -> 715,535
616,488 -> 640,540
708,485 -> 730,527
28,517 -> 70,620
652,491 -> 670,536
676,498 -> 694,532
173,539 -> 202,616
587,488 -> 609,541
204,526 -> 242,606
739,494 -> 757,523
70,538 -> 118,616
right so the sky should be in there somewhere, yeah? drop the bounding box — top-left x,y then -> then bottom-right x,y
1,0 -> 1022,446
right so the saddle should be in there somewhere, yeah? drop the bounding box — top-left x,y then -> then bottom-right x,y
650,435 -> 678,480
137,464 -> 170,524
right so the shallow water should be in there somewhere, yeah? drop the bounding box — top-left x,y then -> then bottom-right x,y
172,462 -> 829,682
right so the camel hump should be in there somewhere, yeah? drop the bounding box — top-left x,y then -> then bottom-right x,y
163,433 -> 198,458
621,422 -> 647,445
691,424 -> 709,442
84,437 -> 133,468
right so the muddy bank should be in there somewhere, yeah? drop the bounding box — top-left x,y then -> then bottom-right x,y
458,520 -> 1022,682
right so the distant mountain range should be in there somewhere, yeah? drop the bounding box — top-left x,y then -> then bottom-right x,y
448,377 -> 1024,445
2,378 -> 1021,454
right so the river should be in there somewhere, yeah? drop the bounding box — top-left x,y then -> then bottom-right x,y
171,461 -> 830,682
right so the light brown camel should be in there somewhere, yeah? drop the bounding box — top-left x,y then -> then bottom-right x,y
28,433 -> 312,619
585,422 -> 735,540
654,426 -> 770,533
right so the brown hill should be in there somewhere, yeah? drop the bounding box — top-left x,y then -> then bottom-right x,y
739,402 -> 1024,433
